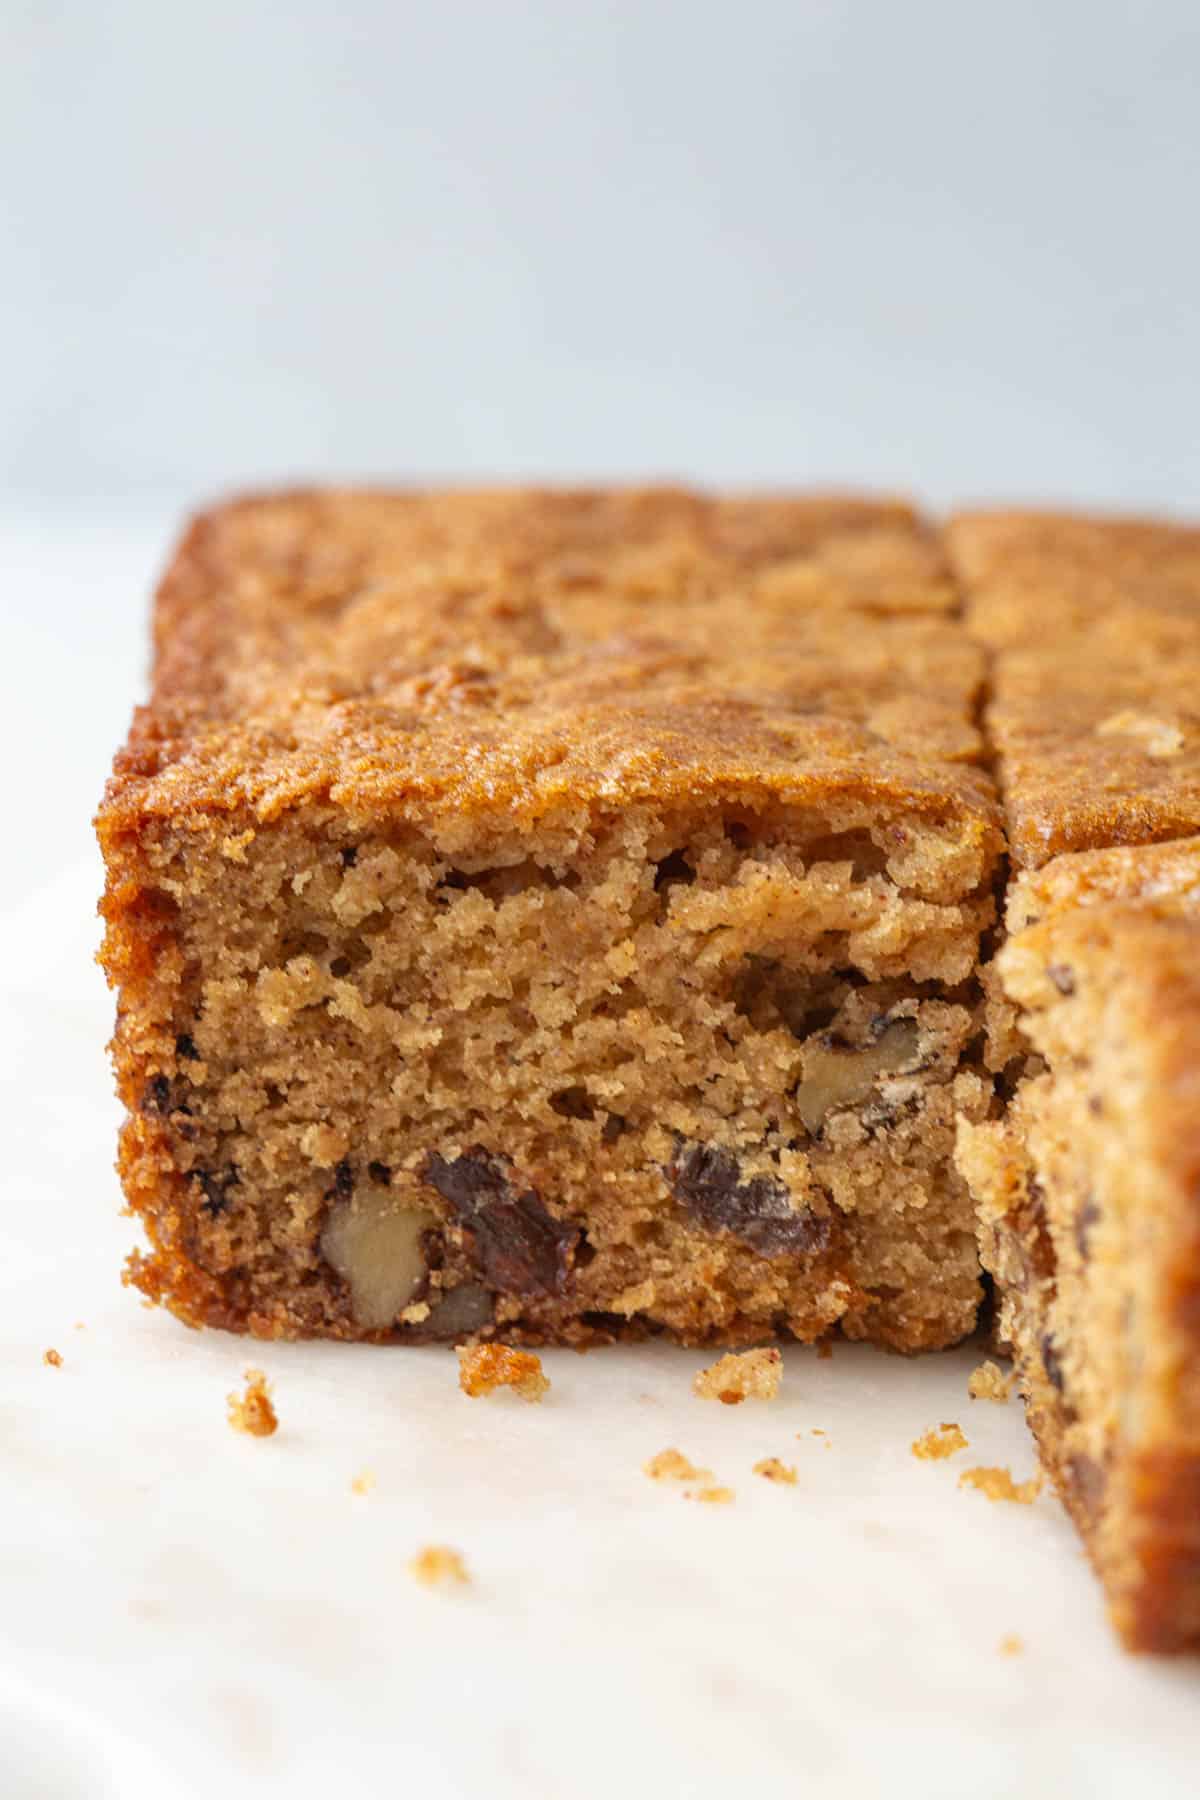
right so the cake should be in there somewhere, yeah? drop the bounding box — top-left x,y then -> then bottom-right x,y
96,488 -> 1200,1651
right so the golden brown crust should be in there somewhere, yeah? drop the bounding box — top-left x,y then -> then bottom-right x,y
949,511 -> 1200,868
98,487 -> 996,853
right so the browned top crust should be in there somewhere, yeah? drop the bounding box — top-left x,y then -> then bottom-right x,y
97,488 -> 998,888
948,509 -> 1200,648
948,511 -> 1200,867
1006,835 -> 1200,932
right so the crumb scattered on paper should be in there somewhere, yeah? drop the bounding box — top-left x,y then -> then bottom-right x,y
999,1634 -> 1024,1656
968,1361 -> 1013,1402
644,1448 -> 713,1483
351,1471 -> 376,1496
912,1421 -> 968,1461
227,1368 -> 278,1437
43,1347 -> 62,1368
409,1546 -> 470,1588
693,1347 -> 782,1404
959,1466 -> 1042,1504
688,1485 -> 735,1505
457,1343 -> 549,1402
753,1457 -> 797,1485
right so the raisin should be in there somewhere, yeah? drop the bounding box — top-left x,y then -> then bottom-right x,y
194,1168 -> 238,1219
1047,963 -> 1076,996
340,846 -> 358,868
367,1160 -> 392,1185
423,1149 -> 578,1297
175,1034 -> 199,1061
142,1074 -> 172,1116
667,1142 -> 832,1257
333,1160 -> 354,1198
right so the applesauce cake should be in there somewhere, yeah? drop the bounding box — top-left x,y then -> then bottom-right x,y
97,488 -> 1001,1353
949,509 -> 1200,1651
957,840 -> 1200,1650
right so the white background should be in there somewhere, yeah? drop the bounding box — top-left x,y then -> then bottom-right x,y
3,5 -> 1200,1795
4,0 -> 1200,510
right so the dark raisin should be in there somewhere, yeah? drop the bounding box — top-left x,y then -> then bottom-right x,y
175,1034 -> 199,1061
329,956 -> 352,978
601,1113 -> 628,1144
340,846 -> 358,868
333,1160 -> 354,1198
1047,963 -> 1076,996
194,1168 -> 239,1219
367,1161 -> 392,1186
142,1074 -> 172,1116
423,1148 -> 578,1297
667,1142 -> 832,1258
550,1086 -> 595,1120
1041,1333 -> 1065,1392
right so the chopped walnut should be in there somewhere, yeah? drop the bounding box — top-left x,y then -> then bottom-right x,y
693,1347 -> 782,1404
912,1421 -> 968,1460
959,1466 -> 1042,1504
43,1347 -> 63,1368
794,1018 -> 920,1134
409,1545 -> 470,1588
688,1485 -> 735,1505
644,1447 -> 714,1483
457,1342 -> 549,1402
321,1193 -> 437,1329
967,1360 -> 1013,1402
227,1369 -> 278,1437
753,1457 -> 797,1485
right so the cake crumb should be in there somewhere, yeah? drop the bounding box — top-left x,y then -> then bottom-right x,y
688,1485 -> 735,1505
912,1421 -> 968,1460
959,1465 -> 1042,1504
457,1343 -> 549,1402
644,1447 -> 713,1483
968,1360 -> 1013,1402
999,1633 -> 1024,1656
693,1347 -> 782,1404
351,1471 -> 376,1496
753,1457 -> 797,1485
43,1347 -> 63,1368
409,1545 -> 470,1588
226,1369 -> 278,1437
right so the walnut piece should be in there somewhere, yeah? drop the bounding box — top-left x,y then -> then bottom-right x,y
457,1342 -> 549,1401
409,1545 -> 470,1588
794,1018 -> 920,1134
912,1421 -> 968,1460
321,1193 -> 437,1329
227,1369 -> 278,1437
693,1346 -> 782,1404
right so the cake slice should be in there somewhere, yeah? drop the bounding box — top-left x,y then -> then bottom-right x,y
947,510 -> 1200,868
957,839 -> 1200,1651
97,488 -> 1001,1351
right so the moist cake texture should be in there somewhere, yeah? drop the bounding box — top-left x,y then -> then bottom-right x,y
957,840 -> 1200,1650
949,509 -> 1200,1652
98,491 -> 1200,1651
98,490 -> 1001,1354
